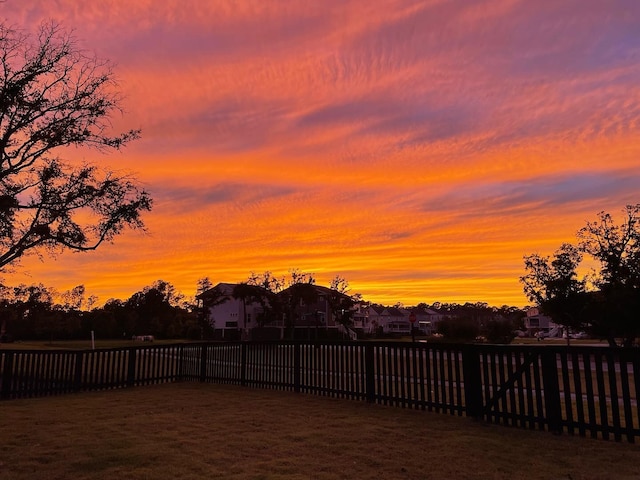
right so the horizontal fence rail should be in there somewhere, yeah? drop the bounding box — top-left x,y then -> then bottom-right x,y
2,342 -> 639,442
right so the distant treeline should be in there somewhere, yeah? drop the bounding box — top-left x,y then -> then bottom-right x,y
0,278 -> 526,343
0,280 -> 200,342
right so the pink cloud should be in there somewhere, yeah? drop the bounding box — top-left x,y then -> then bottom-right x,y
3,1 -> 640,307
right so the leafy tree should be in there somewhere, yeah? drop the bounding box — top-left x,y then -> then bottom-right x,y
521,243 -> 587,344
578,205 -> 640,287
0,283 -> 17,340
577,205 -> 640,346
521,205 -> 640,347
483,319 -> 516,344
0,21 -> 151,270
145,280 -> 184,307
436,317 -> 478,342
60,284 -> 86,312
196,277 -> 213,296
123,281 -> 192,338
11,283 -> 59,341
100,298 -> 134,338
328,275 -> 356,335
81,302 -> 119,339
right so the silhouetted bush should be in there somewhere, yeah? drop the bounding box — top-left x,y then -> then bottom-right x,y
484,320 -> 515,344
437,317 -> 479,342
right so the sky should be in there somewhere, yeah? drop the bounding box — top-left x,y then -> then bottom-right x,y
2,0 -> 640,307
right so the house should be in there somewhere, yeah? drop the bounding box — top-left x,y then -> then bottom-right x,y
197,282 -> 269,340
408,307 -> 445,335
278,284 -> 356,339
351,301 -> 370,332
366,305 -> 384,334
198,282 -> 359,341
367,305 -> 411,335
524,307 -> 562,337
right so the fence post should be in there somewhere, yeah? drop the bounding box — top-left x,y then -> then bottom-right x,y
462,344 -> 483,419
177,344 -> 184,381
199,343 -> 208,383
365,343 -> 375,403
74,351 -> 84,392
541,349 -> 562,434
1,351 -> 14,400
127,348 -> 137,387
240,343 -> 247,387
294,342 -> 301,393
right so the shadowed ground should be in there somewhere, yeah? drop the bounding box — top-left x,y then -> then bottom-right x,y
1,383 -> 639,480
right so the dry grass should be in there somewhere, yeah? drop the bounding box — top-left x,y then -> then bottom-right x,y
1,383 -> 639,480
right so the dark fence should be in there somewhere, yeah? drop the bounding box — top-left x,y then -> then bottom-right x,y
0,345 -> 183,398
2,342 -> 639,442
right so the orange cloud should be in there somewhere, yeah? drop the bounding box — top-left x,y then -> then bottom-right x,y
3,1 -> 640,308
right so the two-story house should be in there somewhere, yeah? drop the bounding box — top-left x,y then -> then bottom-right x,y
408,307 -> 444,335
279,284 -> 356,339
199,282 -> 358,340
197,282 -> 269,340
524,307 -> 561,337
367,305 -> 411,335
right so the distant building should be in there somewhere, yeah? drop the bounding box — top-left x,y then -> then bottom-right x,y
408,307 -> 445,335
198,282 -> 357,340
367,305 -> 411,334
197,282 -> 268,340
524,307 -> 562,337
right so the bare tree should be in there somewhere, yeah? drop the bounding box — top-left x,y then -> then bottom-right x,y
0,21 -> 151,269
287,268 -> 315,286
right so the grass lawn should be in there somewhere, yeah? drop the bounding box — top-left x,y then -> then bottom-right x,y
1,383 -> 639,480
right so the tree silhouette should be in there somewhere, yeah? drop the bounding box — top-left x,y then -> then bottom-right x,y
522,205 -> 640,347
577,205 -> 640,346
282,282 -> 318,340
328,276 -> 356,336
247,271 -> 284,293
521,243 -> 587,345
0,21 -> 151,270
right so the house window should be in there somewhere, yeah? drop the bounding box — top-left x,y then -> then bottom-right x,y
529,318 -> 539,327
225,321 -> 238,328
247,314 -> 251,323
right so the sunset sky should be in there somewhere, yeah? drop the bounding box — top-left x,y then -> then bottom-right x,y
2,1 -> 640,307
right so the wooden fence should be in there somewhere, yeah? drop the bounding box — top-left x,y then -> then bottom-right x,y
1,342 -> 639,442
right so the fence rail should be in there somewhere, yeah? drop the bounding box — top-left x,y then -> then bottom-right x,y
2,342 -> 639,442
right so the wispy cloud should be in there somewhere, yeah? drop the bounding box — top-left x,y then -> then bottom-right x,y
3,1 -> 640,306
